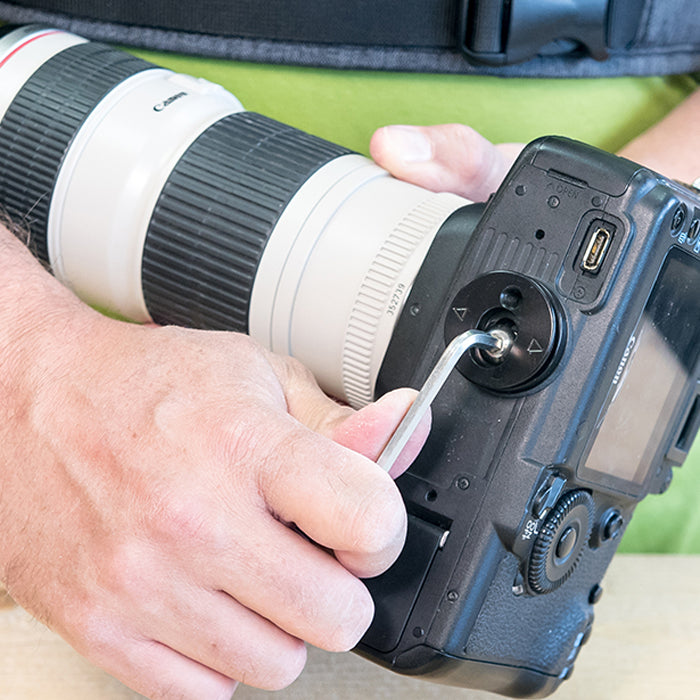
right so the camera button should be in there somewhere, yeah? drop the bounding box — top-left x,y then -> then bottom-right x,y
555,526 -> 577,561
589,584 -> 604,605
602,510 -> 624,541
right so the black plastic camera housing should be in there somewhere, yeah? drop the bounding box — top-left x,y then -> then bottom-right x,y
361,136 -> 700,697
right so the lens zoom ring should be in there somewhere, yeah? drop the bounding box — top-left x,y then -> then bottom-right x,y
0,42 -> 154,265
142,112 -> 352,332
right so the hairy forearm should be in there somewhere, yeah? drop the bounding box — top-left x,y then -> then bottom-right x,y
0,224 -> 95,582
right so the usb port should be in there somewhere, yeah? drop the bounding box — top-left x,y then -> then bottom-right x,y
580,225 -> 613,274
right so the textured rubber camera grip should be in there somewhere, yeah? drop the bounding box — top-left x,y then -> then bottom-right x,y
141,111 -> 352,332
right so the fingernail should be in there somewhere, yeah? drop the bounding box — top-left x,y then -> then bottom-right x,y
382,125 -> 433,163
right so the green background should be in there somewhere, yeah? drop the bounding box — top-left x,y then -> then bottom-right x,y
131,50 -> 699,555
133,50 -> 695,155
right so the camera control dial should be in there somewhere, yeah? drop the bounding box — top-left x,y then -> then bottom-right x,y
528,489 -> 594,594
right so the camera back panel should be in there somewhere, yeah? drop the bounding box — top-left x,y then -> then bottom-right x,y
362,136 -> 700,696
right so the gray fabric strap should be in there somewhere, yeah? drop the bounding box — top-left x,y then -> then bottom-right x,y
0,0 -> 698,77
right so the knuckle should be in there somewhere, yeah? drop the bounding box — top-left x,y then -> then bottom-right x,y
287,356 -> 317,387
440,124 -> 489,180
146,488 -> 221,550
273,353 -> 314,384
255,426 -> 309,497
219,410 -> 267,465
102,540 -> 150,598
69,603 -> 119,660
243,638 -> 307,691
344,476 -> 406,556
218,416 -> 287,505
280,570 -> 372,653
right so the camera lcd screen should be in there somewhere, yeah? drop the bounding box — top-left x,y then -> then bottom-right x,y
582,247 -> 700,488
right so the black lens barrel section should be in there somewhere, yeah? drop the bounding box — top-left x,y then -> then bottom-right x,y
141,112 -> 352,333
0,41 -> 154,266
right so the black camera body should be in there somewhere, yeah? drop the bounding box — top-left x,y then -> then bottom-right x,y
360,136 -> 700,697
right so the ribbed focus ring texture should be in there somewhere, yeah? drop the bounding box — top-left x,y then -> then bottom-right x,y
142,111 -> 352,332
0,42 -> 154,265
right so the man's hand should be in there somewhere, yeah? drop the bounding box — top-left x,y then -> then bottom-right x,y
0,229 -> 428,700
370,124 -> 523,202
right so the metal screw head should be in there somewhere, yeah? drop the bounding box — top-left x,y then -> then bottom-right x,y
484,327 -> 515,362
455,476 -> 471,490
499,286 -> 522,311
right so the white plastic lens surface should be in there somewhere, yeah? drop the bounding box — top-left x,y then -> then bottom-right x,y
48,69 -> 244,319
249,154 -> 467,406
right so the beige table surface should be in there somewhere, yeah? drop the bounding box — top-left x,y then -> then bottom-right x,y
1,554 -> 698,700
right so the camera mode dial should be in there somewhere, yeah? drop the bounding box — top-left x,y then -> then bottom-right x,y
445,271 -> 565,393
528,489 -> 594,594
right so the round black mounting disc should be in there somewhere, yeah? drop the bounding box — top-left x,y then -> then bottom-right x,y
445,271 -> 565,393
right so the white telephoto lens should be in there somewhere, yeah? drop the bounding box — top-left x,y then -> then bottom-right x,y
0,27 -> 470,408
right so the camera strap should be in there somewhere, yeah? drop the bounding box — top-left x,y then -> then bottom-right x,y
0,0 -> 699,77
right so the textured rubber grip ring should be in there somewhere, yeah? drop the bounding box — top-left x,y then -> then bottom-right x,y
142,111 -> 352,332
0,41 -> 154,266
